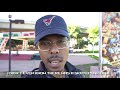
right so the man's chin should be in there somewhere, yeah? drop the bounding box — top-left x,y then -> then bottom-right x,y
48,67 -> 64,72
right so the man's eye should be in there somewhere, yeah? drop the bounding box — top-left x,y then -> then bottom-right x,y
40,41 -> 50,46
58,40 -> 66,44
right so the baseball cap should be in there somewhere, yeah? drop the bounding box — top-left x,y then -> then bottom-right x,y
34,15 -> 70,45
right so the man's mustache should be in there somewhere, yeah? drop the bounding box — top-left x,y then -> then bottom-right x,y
47,55 -> 63,61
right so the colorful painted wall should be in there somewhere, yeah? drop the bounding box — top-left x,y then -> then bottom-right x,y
102,12 -> 120,66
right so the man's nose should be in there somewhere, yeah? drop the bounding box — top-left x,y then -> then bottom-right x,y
50,44 -> 59,54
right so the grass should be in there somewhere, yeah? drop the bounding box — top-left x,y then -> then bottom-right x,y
102,64 -> 112,68
84,50 -> 98,53
77,55 -> 99,78
75,63 -> 99,78
88,55 -> 99,61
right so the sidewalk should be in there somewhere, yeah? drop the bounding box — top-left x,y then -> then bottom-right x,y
68,55 -> 98,65
0,54 -> 98,72
0,60 -> 40,72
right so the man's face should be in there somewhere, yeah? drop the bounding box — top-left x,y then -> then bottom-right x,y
38,35 -> 69,72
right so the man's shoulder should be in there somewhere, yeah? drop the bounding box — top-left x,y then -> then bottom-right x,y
65,61 -> 86,78
65,61 -> 82,72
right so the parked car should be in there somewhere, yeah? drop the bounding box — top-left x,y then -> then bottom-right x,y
69,47 -> 73,53
31,53 -> 41,60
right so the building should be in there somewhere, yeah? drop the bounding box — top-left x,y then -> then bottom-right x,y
0,20 -> 35,51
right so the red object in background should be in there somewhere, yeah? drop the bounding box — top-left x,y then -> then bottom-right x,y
24,34 -> 29,36
29,33 -> 34,35
0,54 -> 32,60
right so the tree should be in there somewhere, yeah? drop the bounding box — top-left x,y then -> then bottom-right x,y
12,39 -> 22,55
86,26 -> 99,45
67,25 -> 77,39
28,40 -> 34,45
75,26 -> 83,49
68,25 -> 88,49
86,26 -> 99,55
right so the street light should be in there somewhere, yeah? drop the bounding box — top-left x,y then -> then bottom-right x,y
8,15 -> 12,72
8,15 -> 24,72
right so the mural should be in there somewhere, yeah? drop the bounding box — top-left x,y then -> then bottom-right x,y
102,12 -> 120,67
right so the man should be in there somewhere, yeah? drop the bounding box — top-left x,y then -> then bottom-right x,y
22,15 -> 85,78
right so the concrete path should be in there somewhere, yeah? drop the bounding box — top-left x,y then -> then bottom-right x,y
0,54 -> 98,72
68,55 -> 98,65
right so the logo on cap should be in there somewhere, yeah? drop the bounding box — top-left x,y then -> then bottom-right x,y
43,16 -> 56,26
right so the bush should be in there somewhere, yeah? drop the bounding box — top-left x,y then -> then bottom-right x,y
84,50 -> 98,53
73,50 -> 98,53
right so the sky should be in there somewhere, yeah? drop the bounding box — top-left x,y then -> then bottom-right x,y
0,12 -> 100,27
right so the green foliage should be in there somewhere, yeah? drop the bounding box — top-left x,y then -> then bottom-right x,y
68,25 -> 99,49
68,25 -> 88,49
86,26 -> 99,45
28,40 -> 34,45
6,39 -> 22,47
83,50 -> 98,53
68,25 -> 76,38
